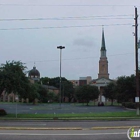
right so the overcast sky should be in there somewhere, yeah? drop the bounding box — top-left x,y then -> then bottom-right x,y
0,0 -> 140,80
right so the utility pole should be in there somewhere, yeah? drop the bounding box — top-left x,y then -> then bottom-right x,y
134,7 -> 139,115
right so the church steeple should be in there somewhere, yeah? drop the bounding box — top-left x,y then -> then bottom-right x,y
100,28 -> 106,58
98,28 -> 109,79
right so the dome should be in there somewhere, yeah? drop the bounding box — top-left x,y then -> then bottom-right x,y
28,66 -> 40,78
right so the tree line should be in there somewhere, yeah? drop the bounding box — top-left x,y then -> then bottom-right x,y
0,61 -> 138,105
0,61 -> 75,103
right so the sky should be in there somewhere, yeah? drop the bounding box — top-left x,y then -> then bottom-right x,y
0,0 -> 140,80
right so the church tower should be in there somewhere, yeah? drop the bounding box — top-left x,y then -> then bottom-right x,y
98,28 -> 109,79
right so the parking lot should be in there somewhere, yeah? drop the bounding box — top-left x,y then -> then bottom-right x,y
0,103 -> 126,114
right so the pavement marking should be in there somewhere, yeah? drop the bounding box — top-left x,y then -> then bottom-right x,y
0,132 -> 126,136
0,127 -> 82,130
91,126 -> 140,130
3,123 -> 47,126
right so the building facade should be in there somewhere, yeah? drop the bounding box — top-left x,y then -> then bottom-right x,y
79,76 -> 92,86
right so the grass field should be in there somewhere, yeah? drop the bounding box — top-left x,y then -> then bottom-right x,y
0,101 -> 122,106
0,110 -> 139,120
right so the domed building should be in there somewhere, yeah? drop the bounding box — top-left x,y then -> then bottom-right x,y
28,66 -> 40,82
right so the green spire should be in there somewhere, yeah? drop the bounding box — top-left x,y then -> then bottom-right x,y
101,27 -> 106,51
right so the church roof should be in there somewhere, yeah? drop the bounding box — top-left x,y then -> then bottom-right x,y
90,78 -> 113,84
28,66 -> 40,77
101,28 -> 106,51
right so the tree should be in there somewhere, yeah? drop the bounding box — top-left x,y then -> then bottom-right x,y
47,91 -> 56,102
62,81 -> 74,102
103,82 -> 117,105
36,84 -> 47,103
49,77 -> 74,102
75,85 -> 99,106
26,83 -> 40,103
0,61 -> 31,97
49,77 -> 60,88
40,77 -> 50,85
116,75 -> 136,103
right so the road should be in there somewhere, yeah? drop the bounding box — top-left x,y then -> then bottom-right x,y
0,129 -> 129,140
0,120 -> 139,128
0,120 -> 139,139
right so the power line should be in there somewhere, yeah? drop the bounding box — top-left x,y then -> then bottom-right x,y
0,23 -> 132,30
24,52 -> 134,64
0,4 -> 139,7
0,15 -> 133,21
0,18 -> 133,21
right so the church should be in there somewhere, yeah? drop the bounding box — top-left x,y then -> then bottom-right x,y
90,28 -> 113,103
70,28 -> 113,104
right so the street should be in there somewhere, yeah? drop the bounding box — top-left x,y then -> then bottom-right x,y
0,120 -> 139,140
0,120 -> 139,128
0,129 -> 128,140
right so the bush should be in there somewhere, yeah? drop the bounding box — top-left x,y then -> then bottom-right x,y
0,109 -> 7,116
122,102 -> 125,107
122,102 -> 138,109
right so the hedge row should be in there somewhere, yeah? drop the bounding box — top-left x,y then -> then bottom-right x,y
122,102 -> 140,109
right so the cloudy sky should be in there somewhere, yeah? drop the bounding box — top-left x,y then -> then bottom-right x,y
0,0 -> 140,80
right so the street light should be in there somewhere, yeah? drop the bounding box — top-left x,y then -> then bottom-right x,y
57,46 -> 65,108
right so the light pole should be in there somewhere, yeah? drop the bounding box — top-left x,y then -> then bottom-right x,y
57,46 -> 65,108
62,81 -> 65,103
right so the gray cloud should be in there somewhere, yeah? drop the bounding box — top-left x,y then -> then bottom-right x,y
73,38 -> 95,47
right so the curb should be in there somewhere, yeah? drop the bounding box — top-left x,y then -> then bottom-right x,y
0,117 -> 140,121
0,126 -> 140,130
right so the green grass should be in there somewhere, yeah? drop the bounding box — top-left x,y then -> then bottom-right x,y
1,111 -> 139,120
0,101 -> 121,105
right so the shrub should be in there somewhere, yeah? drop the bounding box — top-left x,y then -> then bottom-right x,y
122,102 -> 125,107
0,109 -> 7,116
122,102 -> 137,109
125,102 -> 136,109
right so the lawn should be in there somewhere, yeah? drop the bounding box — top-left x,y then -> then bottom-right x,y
0,110 -> 139,120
